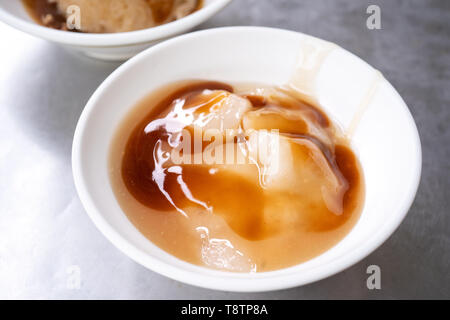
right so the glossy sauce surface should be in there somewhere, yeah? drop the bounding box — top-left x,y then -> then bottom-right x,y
109,81 -> 364,272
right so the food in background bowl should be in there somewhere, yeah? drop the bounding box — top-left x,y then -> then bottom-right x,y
109,80 -> 365,272
22,0 -> 203,33
0,0 -> 231,60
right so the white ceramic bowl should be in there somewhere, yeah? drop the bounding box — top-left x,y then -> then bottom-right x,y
0,0 -> 231,60
72,27 -> 422,292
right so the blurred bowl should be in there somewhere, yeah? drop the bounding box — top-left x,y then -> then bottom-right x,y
0,0 -> 232,60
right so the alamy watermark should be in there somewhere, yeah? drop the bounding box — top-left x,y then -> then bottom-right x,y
168,128 -> 280,174
66,265 -> 81,290
366,5 -> 382,30
366,265 -> 381,290
63,4 -> 381,32
66,5 -> 81,30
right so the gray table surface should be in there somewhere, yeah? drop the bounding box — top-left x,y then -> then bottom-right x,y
0,0 -> 449,299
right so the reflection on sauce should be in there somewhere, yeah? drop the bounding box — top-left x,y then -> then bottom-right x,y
109,80 -> 365,272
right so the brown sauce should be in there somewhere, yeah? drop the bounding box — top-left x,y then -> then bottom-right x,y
109,80 -> 365,272
23,0 -> 68,30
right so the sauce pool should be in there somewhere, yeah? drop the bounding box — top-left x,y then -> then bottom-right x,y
109,80 -> 365,272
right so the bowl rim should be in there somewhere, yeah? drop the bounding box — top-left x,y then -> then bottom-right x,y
72,26 -> 422,292
0,0 -> 232,47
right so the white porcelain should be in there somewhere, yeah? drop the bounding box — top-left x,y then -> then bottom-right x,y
0,0 -> 232,60
72,27 -> 422,292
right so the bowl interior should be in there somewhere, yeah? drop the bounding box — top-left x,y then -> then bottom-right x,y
73,27 -> 421,292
